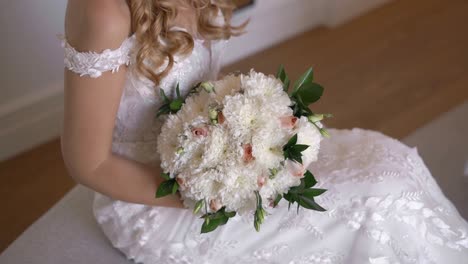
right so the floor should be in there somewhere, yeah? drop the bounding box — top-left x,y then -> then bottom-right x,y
1,0 -> 468,253
403,102 -> 468,219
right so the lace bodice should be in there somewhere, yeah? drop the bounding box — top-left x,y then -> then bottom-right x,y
62,27 -> 228,164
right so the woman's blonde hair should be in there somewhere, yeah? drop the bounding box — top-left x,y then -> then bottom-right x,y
129,0 -> 246,86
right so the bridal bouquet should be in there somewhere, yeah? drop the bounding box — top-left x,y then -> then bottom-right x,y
156,66 -> 331,233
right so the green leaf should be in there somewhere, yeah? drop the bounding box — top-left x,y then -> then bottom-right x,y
201,82 -> 215,93
192,82 -> 202,89
302,188 -> 327,197
161,172 -> 171,181
254,219 -> 260,232
276,65 -> 290,92
298,195 -> 326,211
193,199 -> 204,214
160,89 -> 169,103
253,191 -> 266,232
276,64 -> 285,79
291,144 -> 309,152
175,83 -> 181,98
156,180 -> 176,198
171,181 -> 179,194
201,217 -> 224,233
156,105 -> 171,117
289,153 -> 303,164
291,99 -> 313,118
254,191 -> 262,208
320,128 -> 331,138
273,194 -> 282,207
210,208 -> 228,220
219,215 -> 230,225
290,178 -> 305,194
225,211 -> 236,218
283,78 -> 290,92
269,168 -> 279,179
303,171 -> 317,188
292,67 -> 314,95
200,208 -> 235,233
169,99 -> 183,112
295,82 -> 324,105
283,134 -> 298,150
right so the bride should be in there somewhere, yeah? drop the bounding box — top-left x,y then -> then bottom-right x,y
61,0 -> 468,263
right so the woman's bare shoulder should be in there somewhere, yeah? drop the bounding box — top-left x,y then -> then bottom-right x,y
65,0 -> 131,52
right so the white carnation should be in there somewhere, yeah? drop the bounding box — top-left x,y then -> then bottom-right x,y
295,116 -> 322,165
251,127 -> 287,169
179,92 -> 212,123
211,74 -> 242,102
199,126 -> 229,170
242,69 -> 284,98
223,94 -> 265,141
157,114 -> 183,173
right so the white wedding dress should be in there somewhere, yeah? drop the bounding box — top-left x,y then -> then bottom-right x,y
62,27 -> 468,264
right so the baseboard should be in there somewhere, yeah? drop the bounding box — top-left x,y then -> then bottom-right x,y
0,83 -> 63,161
0,0 -> 390,161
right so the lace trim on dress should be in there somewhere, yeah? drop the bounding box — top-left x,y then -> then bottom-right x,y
60,34 -> 136,78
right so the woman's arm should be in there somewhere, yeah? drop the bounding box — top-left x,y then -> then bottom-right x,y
61,0 -> 183,208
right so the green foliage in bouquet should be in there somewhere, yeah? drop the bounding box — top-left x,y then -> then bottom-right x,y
284,171 -> 326,213
254,191 -> 267,231
282,134 -> 309,164
155,172 -> 179,198
193,199 -> 237,233
155,66 -> 331,233
200,206 -> 237,233
277,65 -> 331,138
156,84 -> 184,117
270,65 -> 329,226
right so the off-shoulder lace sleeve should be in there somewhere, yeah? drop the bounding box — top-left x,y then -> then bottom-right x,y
60,35 -> 136,78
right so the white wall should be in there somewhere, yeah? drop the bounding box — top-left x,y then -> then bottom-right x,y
0,0 -> 66,106
0,0 -> 67,161
0,0 -> 390,161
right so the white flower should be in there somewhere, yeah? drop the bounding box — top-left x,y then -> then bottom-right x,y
199,126 -> 229,169
223,94 -> 265,141
211,74 -> 242,102
217,164 -> 260,214
251,127 -> 287,169
241,69 -> 284,98
295,116 -> 322,166
179,92 -> 212,123
157,114 -> 183,173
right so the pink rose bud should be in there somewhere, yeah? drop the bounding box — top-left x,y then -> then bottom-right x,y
191,126 -> 208,137
218,111 -> 225,124
176,177 -> 185,190
286,160 -> 305,177
280,116 -> 298,129
210,199 -> 222,212
257,175 -> 266,188
242,143 -> 255,163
